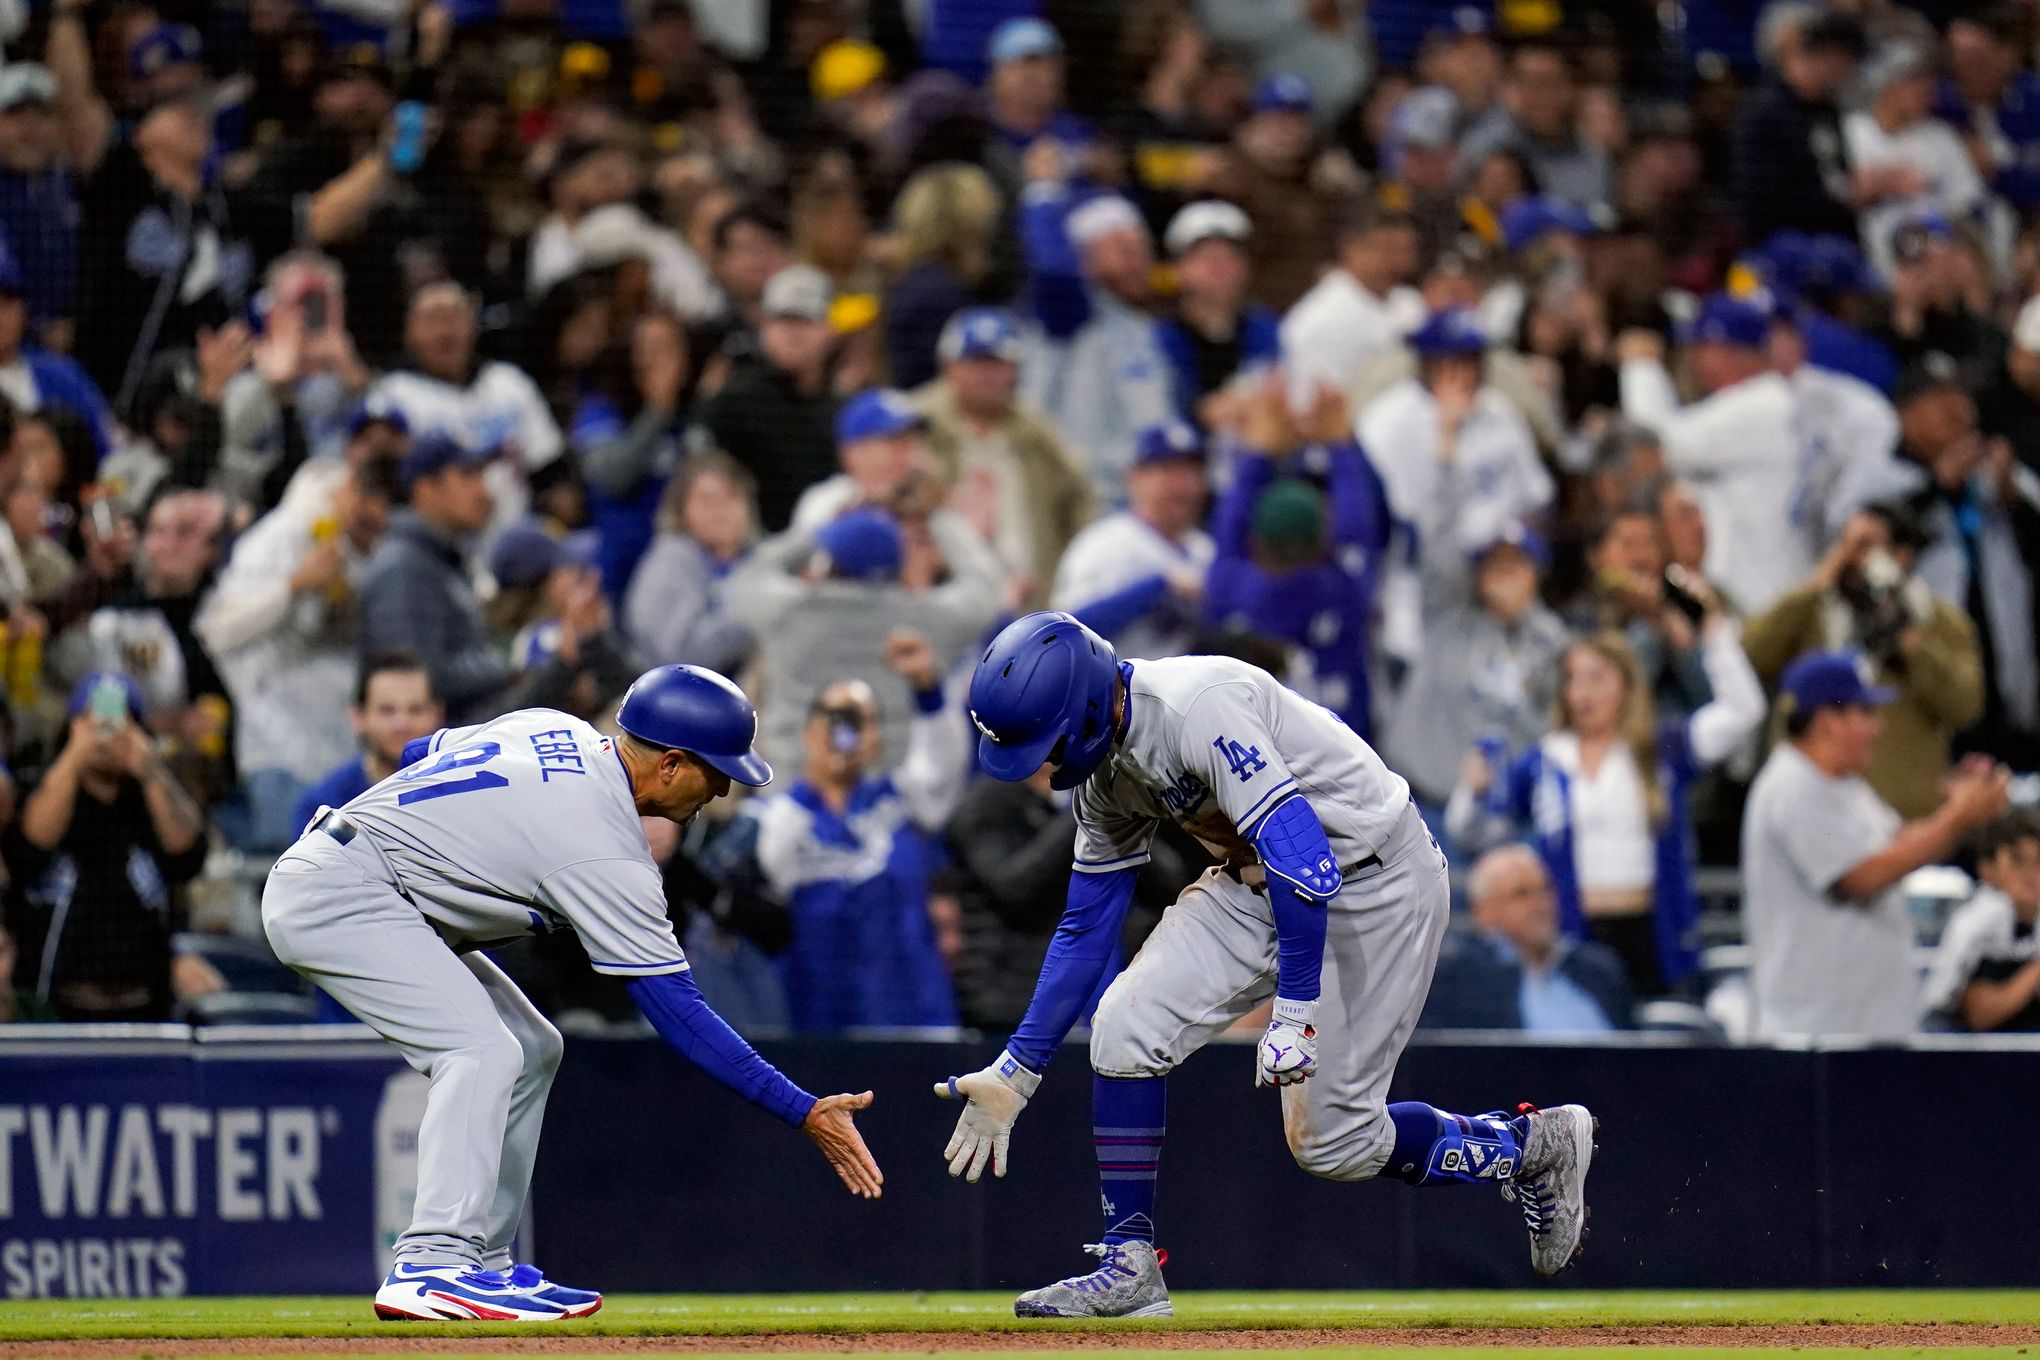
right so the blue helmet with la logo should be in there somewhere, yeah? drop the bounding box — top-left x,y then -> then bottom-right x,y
967,611 -> 1120,791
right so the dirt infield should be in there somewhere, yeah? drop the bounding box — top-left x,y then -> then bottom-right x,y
10,1325 -> 2040,1354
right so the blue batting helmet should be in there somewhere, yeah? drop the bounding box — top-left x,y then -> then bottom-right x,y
967,611 -> 1120,791
615,665 -> 773,786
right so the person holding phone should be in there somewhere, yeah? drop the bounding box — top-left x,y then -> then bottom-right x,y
4,671 -> 214,1020
1446,609 -> 1767,997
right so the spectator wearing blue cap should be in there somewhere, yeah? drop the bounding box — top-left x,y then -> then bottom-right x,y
1050,419 -> 1213,662
1358,308 -> 1553,605
727,498 -> 1003,778
1936,9 -> 2040,211
1384,506 -> 1568,812
1281,200 -> 1424,400
1153,201 -> 1281,420
1450,612 -> 1766,997
698,264 -> 841,531
1845,43 -> 2002,284
1014,192 -> 1176,502
355,433 -> 507,723
790,387 -> 930,531
983,18 -> 1090,152
1742,649 -> 2010,1040
1414,10 -> 1502,142
0,240 -> 112,460
739,628 -> 968,1032
197,422 -> 404,848
1616,296 -> 1811,614
1455,40 -> 1611,216
1203,385 -> 1391,737
0,63 -> 79,348
624,450 -> 760,675
483,521 -> 638,722
7,669 -> 210,1021
1759,232 -> 1901,393
915,308 -> 1091,607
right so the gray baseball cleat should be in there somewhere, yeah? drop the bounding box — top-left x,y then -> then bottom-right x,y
1014,1241 -> 1172,1318
1506,1102 -> 1597,1276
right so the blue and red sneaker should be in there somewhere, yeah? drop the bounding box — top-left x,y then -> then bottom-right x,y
373,1262 -> 572,1321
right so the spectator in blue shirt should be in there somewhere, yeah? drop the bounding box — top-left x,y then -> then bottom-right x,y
1421,844 -> 1634,1033
291,650 -> 443,833
0,65 -> 78,349
983,19 -> 1091,152
742,630 -> 966,1032
1204,384 -> 1391,737
1937,7 -> 2040,210
0,241 -> 113,459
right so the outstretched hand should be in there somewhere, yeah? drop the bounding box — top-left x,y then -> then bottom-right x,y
803,1091 -> 884,1199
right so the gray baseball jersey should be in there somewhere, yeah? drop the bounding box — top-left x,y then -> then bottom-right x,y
1071,656 -> 1413,876
334,708 -> 685,978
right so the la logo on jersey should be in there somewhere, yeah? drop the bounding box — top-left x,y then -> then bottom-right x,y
1212,736 -> 1267,782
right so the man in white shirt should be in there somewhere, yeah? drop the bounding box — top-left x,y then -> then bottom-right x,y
1357,307 -> 1553,547
1280,201 -> 1424,403
1617,295 -> 1811,614
197,424 -> 403,847
1843,43 -> 2001,279
1017,195 -> 1177,503
1742,650 -> 2009,1041
1050,421 -> 1213,661
369,283 -> 564,534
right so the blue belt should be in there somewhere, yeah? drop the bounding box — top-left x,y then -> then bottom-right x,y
314,809 -> 360,846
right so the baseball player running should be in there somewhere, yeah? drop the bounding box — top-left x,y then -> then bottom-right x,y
937,612 -> 1594,1318
262,665 -> 882,1322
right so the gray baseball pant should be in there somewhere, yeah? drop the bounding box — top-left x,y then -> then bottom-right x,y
1088,800 -> 1450,1180
261,828 -> 562,1271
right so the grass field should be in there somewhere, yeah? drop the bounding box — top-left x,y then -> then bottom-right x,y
7,1290 -> 2040,1359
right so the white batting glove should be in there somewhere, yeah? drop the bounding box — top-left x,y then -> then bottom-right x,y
1256,997 -> 1318,1088
933,1049 -> 1040,1182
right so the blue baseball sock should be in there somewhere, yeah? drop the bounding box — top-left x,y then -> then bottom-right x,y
1094,1074 -> 1165,1245
1383,1102 -> 1527,1186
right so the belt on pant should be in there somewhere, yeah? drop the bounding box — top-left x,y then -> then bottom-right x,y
313,809 -> 361,846
1221,853 -> 1382,894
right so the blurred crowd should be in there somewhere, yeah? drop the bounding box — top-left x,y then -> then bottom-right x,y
0,0 -> 2035,1044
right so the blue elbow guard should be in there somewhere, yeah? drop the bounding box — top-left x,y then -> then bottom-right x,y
1254,794 -> 1341,900
397,736 -> 433,771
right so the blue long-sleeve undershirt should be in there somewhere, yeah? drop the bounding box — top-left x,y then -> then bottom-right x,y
1006,866 -> 1139,1073
628,972 -> 817,1127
